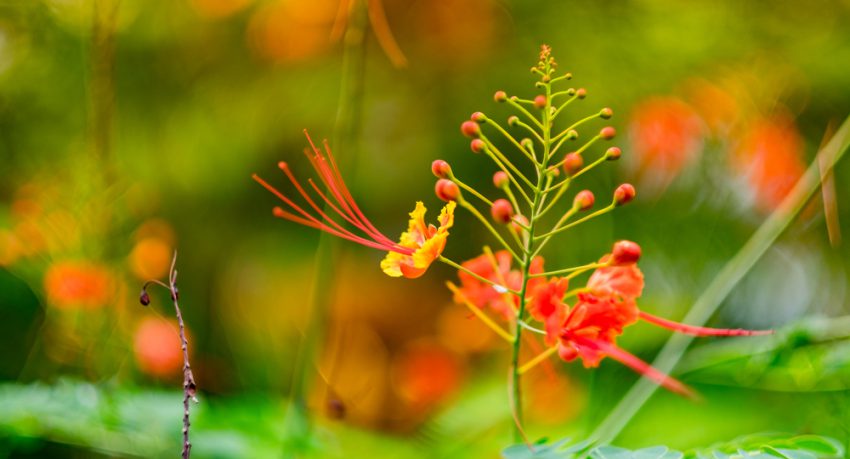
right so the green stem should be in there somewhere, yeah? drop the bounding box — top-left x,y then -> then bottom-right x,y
589,114 -> 850,446
459,199 -> 523,263
509,68 -> 554,443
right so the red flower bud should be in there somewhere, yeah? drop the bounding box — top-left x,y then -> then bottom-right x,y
493,171 -> 509,188
611,240 -> 641,265
599,107 -> 613,119
511,214 -> 529,235
431,160 -> 451,178
471,111 -> 486,122
605,147 -> 622,161
461,120 -> 480,138
490,199 -> 514,224
563,152 -> 584,176
614,183 -> 636,206
470,138 -> 486,153
600,126 -> 616,140
435,179 -> 460,202
494,91 -> 507,102
534,95 -> 547,109
573,190 -> 595,211
507,116 -> 519,126
576,88 -> 587,99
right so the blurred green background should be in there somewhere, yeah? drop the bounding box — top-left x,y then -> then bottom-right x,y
1,0 -> 850,457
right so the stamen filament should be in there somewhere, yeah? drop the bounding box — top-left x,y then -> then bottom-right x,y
530,262 -> 607,278
518,345 -> 559,374
638,311 -> 774,336
447,282 -> 516,343
439,256 -> 520,296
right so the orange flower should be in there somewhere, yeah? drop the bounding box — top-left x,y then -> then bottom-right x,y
527,277 -> 569,346
628,97 -> 704,187
254,131 -> 453,279
44,261 -> 113,309
380,201 -> 455,279
731,114 -> 806,212
454,250 -> 543,320
550,241 -> 769,396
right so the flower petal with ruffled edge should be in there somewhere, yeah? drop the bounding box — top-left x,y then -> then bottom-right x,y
381,201 -> 455,279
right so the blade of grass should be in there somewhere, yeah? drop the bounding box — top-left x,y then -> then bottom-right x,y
589,114 -> 850,446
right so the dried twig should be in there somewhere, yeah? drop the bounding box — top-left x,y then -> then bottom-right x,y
140,251 -> 197,459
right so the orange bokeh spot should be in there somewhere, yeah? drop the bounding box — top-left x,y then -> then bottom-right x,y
134,317 -> 186,378
392,341 -> 463,408
732,113 -> 806,212
130,237 -> 172,280
628,97 -> 704,186
188,0 -> 254,19
44,261 -> 113,309
247,0 -> 338,63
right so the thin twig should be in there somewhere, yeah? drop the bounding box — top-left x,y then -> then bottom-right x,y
141,251 -> 197,459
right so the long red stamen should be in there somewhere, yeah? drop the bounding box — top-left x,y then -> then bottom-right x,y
307,178 -> 414,255
302,134 -> 398,248
272,207 -> 402,252
571,336 -> 695,398
253,174 -> 326,228
320,139 -> 398,246
277,162 -> 370,243
639,311 -> 774,337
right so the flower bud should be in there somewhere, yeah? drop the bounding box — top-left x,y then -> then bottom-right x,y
470,138 -> 486,153
490,199 -> 514,224
493,171 -> 509,188
599,107 -> 613,119
576,88 -> 587,99
600,126 -> 616,140
510,214 -> 529,235
507,116 -> 519,127
563,152 -> 584,176
565,129 -> 579,140
563,72 -> 573,80
431,160 -> 451,178
470,111 -> 486,122
139,289 -> 150,306
573,190 -> 595,211
611,240 -> 641,265
533,95 -> 547,109
542,74 -> 551,83
520,138 -> 533,150
565,88 -> 576,96
461,120 -> 480,138
435,179 -> 460,202
494,91 -> 507,102
613,183 -> 636,206
605,147 -> 622,161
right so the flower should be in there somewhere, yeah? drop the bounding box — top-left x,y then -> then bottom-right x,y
380,201 -> 455,278
454,250 -> 543,321
254,131 -> 454,279
548,241 -> 770,396
527,277 -> 569,345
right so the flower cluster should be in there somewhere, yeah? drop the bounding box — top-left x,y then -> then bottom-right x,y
254,46 -> 771,436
